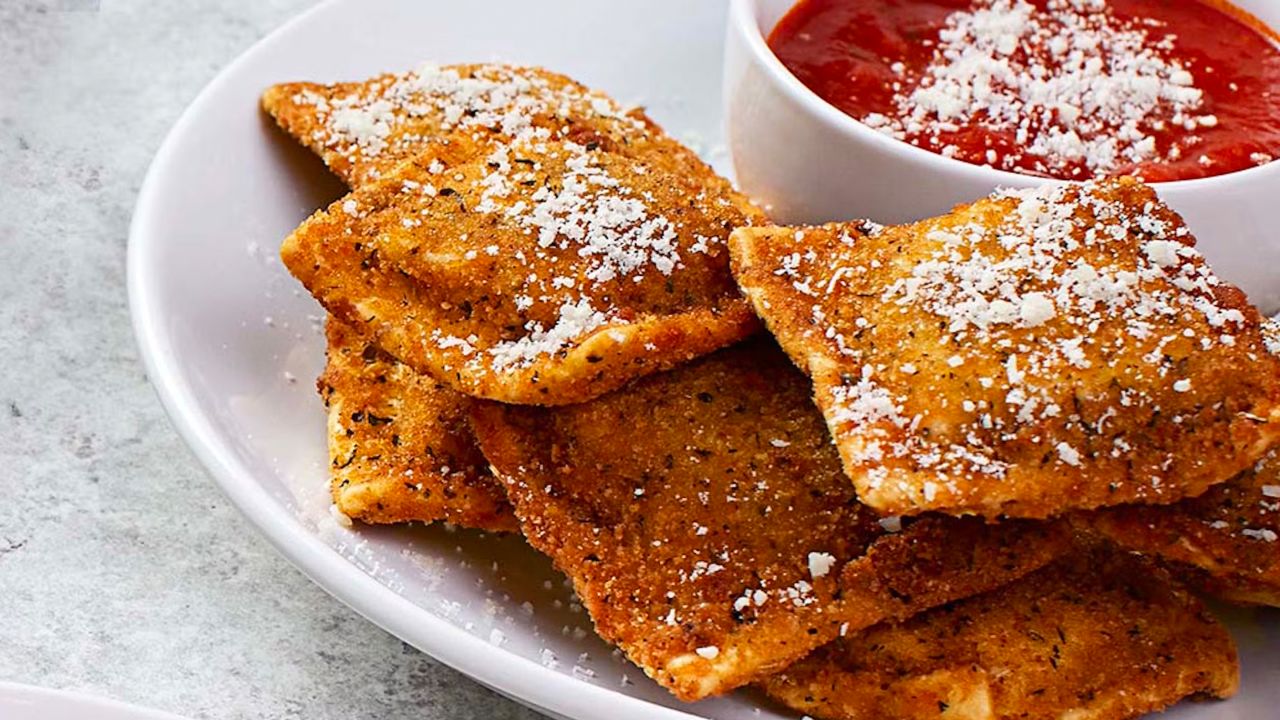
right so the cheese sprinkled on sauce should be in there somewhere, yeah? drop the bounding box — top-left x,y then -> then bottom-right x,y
863,0 -> 1212,178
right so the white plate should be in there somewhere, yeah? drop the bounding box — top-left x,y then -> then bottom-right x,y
127,1 -> 1280,718
0,683 -> 189,720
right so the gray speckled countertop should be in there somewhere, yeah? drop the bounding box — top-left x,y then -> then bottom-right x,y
0,2 -> 543,718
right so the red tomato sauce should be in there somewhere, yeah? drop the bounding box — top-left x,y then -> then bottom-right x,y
769,0 -> 1280,181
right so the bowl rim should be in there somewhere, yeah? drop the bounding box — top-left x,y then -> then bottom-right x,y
727,0 -> 1280,191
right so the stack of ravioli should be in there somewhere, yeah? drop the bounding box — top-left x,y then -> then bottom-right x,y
264,63 -> 1280,720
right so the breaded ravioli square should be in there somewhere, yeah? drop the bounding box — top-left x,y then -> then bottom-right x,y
261,62 -> 707,187
284,138 -> 763,406
320,320 -> 515,531
1085,449 -> 1280,607
731,178 -> 1280,518
470,338 -> 1067,700
761,548 -> 1239,720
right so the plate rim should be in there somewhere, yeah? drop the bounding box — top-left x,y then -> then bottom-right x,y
125,1 -> 710,718
0,682 -> 191,720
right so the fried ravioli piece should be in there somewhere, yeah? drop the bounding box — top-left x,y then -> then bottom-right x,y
470,338 -> 1068,700
1084,449 -> 1280,607
284,138 -> 763,406
320,320 -> 516,531
278,67 -> 751,514
267,85 -> 504,528
761,548 -> 1239,720
730,178 -> 1280,519
261,62 -> 707,187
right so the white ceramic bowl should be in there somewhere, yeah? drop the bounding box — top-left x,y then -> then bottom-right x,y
724,0 -> 1280,313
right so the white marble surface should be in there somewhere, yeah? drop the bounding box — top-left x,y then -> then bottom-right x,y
0,2 -> 544,718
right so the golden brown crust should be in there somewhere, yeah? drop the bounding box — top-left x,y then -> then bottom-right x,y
1165,563 -> 1280,608
761,548 -> 1239,720
272,65 -> 761,530
320,320 -> 515,531
1083,450 -> 1280,607
730,178 -> 1280,519
284,138 -> 763,406
260,63 -> 710,188
469,338 -> 1068,700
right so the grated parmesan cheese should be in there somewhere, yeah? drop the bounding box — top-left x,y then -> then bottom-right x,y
807,551 -> 837,579
866,0 -> 1212,178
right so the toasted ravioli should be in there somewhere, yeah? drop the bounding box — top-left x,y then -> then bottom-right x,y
320,320 -> 516,531
261,63 -> 707,187
1085,450 -> 1280,607
730,178 -> 1280,518
284,139 -> 763,406
762,548 -> 1239,720
470,338 -> 1067,700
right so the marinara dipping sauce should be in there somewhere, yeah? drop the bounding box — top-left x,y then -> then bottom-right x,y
769,0 -> 1280,181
